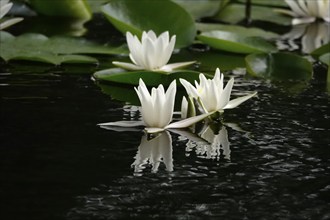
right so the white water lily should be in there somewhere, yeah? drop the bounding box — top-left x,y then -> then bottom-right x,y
180,68 -> 257,114
98,79 -> 214,133
278,0 -> 330,25
0,0 -> 23,30
112,30 -> 195,72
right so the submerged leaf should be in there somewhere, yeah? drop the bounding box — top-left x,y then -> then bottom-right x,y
197,30 -> 277,54
29,0 -> 92,20
196,23 -> 279,40
0,32 -> 127,65
215,3 -> 291,25
245,52 -> 313,81
93,68 -> 211,86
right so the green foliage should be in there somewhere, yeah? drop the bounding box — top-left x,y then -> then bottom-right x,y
29,0 -> 92,20
101,0 -> 196,48
215,3 -> 291,25
0,32 -> 128,65
197,30 -> 277,54
93,68 -> 211,86
245,53 -> 313,81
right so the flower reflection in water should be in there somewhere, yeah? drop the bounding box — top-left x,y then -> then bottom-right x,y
185,123 -> 231,161
278,22 -> 330,53
132,131 -> 173,174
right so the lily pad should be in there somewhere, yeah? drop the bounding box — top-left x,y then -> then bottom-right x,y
319,53 -> 330,66
93,68 -> 211,86
196,22 -> 279,39
215,4 -> 291,25
0,32 -> 128,65
173,0 -> 222,20
29,0 -> 92,20
237,0 -> 288,7
311,43 -> 330,58
197,30 -> 277,54
245,52 -> 313,81
101,0 -> 196,48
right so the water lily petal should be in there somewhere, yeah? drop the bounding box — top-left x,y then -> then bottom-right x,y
0,2 -> 12,19
98,120 -> 145,127
112,61 -> 143,70
165,111 -> 214,129
292,17 -> 316,25
162,35 -> 176,66
179,78 -> 199,98
0,17 -> 23,30
224,92 -> 257,109
160,61 -> 196,72
145,127 -> 165,133
285,0 -> 306,16
217,77 -> 234,110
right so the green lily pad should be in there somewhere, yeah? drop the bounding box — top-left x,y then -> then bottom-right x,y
237,0 -> 287,7
196,23 -> 279,39
197,30 -> 277,54
29,0 -> 92,20
0,32 -> 128,65
93,68 -> 211,86
245,53 -> 313,81
173,0 -> 222,20
101,0 -> 196,48
311,43 -> 330,58
215,4 -> 291,25
319,53 -> 330,66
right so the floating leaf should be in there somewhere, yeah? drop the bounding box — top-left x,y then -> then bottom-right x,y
215,4 -> 291,25
196,22 -> 279,39
319,53 -> 330,66
311,43 -> 330,58
29,0 -> 92,20
197,30 -> 277,54
188,50 -> 246,71
0,32 -> 127,65
237,0 -> 288,7
173,0 -> 222,20
101,0 -> 196,48
245,52 -> 312,81
93,68 -> 211,86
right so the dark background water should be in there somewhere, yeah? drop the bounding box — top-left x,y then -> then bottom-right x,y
1,14 -> 330,220
1,63 -> 329,219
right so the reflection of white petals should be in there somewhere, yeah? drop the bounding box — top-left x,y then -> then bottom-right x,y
280,22 -> 330,53
184,125 -> 231,161
132,131 -> 173,173
113,30 -> 194,72
282,0 -> 330,24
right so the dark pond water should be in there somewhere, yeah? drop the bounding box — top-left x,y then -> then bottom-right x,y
1,15 -> 330,220
1,63 -> 329,220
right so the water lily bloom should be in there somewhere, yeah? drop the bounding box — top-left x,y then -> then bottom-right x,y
0,0 -> 23,30
279,0 -> 330,25
98,79 -> 214,133
179,68 -> 257,114
112,30 -> 195,72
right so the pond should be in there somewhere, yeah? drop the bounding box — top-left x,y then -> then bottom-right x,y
1,1 -> 330,220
